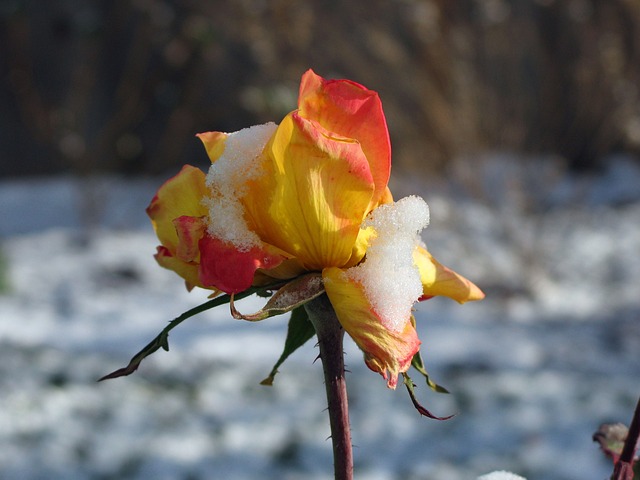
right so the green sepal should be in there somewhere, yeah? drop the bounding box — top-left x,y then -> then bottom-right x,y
402,371 -> 454,420
231,273 -> 324,322
261,306 -> 316,386
98,283 -> 280,381
411,350 -> 449,394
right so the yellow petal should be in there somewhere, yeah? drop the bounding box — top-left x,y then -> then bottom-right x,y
376,185 -> 394,207
343,226 -> 375,268
323,267 -> 421,389
343,187 -> 394,268
414,246 -> 485,303
154,246 -> 203,291
196,131 -> 228,163
146,165 -> 209,253
244,112 -> 375,270
253,257 -> 307,286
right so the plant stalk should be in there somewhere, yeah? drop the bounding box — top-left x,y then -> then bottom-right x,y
305,294 -> 353,480
612,395 -> 640,480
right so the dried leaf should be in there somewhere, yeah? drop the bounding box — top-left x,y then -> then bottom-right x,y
231,273 -> 324,321
594,423 -> 629,464
402,372 -> 454,420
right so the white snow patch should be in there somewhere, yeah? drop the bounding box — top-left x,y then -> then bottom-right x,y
1,156 -> 639,479
345,196 -> 429,332
477,472 -> 527,480
204,123 -> 277,251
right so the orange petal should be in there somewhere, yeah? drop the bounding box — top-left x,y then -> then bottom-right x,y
198,235 -> 285,294
323,267 -> 421,389
146,165 -> 209,253
243,112 -> 375,270
298,69 -> 391,210
414,246 -> 485,303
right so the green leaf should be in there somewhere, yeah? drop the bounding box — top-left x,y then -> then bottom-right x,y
411,350 -> 449,394
231,273 -> 324,321
98,284 -> 276,381
261,307 -> 316,386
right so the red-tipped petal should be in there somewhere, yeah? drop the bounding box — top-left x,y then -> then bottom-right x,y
298,69 -> 391,209
198,235 -> 285,294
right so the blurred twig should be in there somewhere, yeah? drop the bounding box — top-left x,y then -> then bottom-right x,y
612,396 -> 640,480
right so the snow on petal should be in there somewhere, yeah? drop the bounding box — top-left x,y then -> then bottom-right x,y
202,123 -> 278,252
345,195 -> 429,332
323,266 -> 420,389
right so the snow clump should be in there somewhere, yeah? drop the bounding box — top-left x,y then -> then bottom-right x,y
345,195 -> 430,332
204,123 -> 277,251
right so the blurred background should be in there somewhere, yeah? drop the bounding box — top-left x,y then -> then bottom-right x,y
1,0 -> 639,479
3,0 -> 640,179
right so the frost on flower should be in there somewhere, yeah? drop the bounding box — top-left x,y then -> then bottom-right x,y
477,471 -> 527,480
345,195 -> 430,332
204,123 -> 278,252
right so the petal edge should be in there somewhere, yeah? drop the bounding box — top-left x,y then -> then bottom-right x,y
415,246 -> 485,303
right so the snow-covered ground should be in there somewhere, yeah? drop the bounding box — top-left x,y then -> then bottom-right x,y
1,156 -> 639,480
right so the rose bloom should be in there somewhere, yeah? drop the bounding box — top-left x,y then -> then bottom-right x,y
147,70 -> 483,388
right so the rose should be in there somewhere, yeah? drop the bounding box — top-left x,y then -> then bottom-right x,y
147,69 -> 483,388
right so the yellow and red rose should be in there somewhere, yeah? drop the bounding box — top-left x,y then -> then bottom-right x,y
147,69 -> 484,388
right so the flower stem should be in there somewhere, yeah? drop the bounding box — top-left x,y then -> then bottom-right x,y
305,294 -> 353,480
